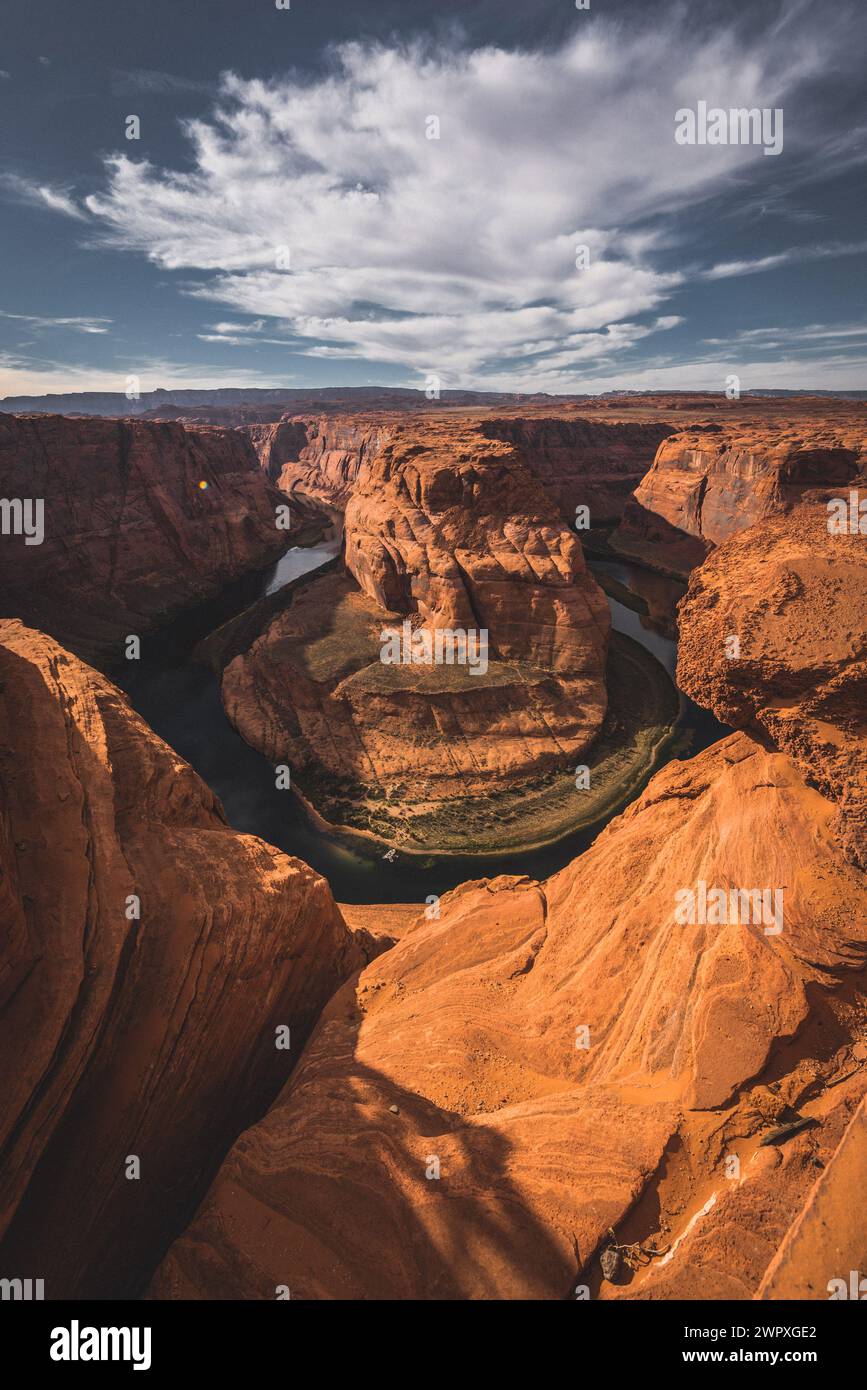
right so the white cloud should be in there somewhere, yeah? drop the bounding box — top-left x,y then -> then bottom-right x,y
74,17 -> 849,386
704,240 -> 867,279
110,69 -> 212,96
0,173 -> 87,221
703,322 -> 867,347
0,311 -> 111,334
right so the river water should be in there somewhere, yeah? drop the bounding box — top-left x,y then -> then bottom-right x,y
115,538 -> 728,903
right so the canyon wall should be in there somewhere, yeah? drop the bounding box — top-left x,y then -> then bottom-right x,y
244,414 -> 396,505
677,500 -> 866,869
0,619 -> 367,1298
0,414 -> 290,663
612,425 -> 864,575
242,412 -> 673,528
342,422 -> 609,675
479,416 -> 675,525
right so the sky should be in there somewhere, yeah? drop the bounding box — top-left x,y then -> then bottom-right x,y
0,0 -> 865,397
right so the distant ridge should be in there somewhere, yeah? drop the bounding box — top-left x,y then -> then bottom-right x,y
0,385 -> 564,417
1,385 -> 865,417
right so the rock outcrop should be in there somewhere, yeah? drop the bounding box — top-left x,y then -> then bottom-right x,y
677,502 -> 867,868
613,425 -> 864,575
342,422 -> 609,675
608,1077 -> 867,1301
243,412 -> 670,527
149,731 -> 867,1300
245,419 -> 313,483
0,619 -> 365,1299
0,413 -> 290,663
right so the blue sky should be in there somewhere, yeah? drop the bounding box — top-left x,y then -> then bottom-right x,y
1,0 -> 865,396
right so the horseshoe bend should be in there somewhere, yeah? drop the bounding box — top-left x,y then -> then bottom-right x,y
0,389 -> 865,1315
7,5 -> 867,1343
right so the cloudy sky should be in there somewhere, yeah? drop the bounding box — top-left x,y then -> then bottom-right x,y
1,0 -> 865,397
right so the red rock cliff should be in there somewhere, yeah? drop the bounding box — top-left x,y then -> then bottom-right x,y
0,413 -> 289,662
0,619 -> 366,1298
245,414 -> 396,506
479,416 -> 675,525
220,418 -> 611,849
677,500 -> 867,868
613,424 -> 863,576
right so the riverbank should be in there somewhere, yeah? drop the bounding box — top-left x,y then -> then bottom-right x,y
285,628 -> 679,857
114,531 -> 727,902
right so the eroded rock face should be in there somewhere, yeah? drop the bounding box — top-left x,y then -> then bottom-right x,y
609,1079 -> 867,1301
240,411 -> 674,529
149,732 -> 867,1300
247,415 -> 396,506
479,417 -> 675,525
0,620 -> 365,1299
757,1094 -> 867,1301
0,413 -> 289,663
343,422 -> 609,676
613,425 -> 863,576
245,420 -> 313,483
677,502 -> 867,868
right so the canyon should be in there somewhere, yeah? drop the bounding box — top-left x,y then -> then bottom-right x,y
221,418 -> 624,852
0,391 -> 864,1302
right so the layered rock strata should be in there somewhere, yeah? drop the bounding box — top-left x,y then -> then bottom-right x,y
613,425 -> 864,575
221,421 -> 614,849
479,416 -> 675,524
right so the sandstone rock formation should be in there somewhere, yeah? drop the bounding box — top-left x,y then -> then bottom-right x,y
757,1094 -> 867,1301
247,415 -> 395,504
149,731 -> 867,1300
342,422 -> 609,674
0,413 -> 290,663
0,619 -> 366,1299
677,502 -> 867,868
245,419 -> 318,484
608,1077 -> 867,1301
220,420 -> 615,850
613,424 -> 864,575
